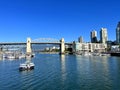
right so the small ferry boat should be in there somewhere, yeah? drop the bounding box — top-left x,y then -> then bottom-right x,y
19,62 -> 35,71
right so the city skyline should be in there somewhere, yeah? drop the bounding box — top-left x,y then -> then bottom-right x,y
0,0 -> 120,42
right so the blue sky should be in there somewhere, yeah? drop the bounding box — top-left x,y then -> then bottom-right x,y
0,0 -> 120,42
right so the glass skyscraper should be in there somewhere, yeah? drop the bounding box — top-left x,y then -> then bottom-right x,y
116,22 -> 120,44
91,30 -> 97,43
78,36 -> 83,43
100,28 -> 108,43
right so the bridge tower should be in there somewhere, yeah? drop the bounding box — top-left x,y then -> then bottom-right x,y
60,38 -> 65,54
26,37 -> 32,54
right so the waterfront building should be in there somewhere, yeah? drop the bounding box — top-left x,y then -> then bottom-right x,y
72,42 -> 82,52
100,28 -> 108,43
78,36 -> 83,43
91,30 -> 97,43
116,22 -> 120,44
111,45 -> 119,52
73,42 -> 107,53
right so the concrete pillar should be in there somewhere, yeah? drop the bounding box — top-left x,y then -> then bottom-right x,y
26,37 -> 32,54
60,38 -> 65,54
90,43 -> 93,52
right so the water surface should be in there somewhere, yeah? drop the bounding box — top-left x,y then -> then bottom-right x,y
0,54 -> 120,90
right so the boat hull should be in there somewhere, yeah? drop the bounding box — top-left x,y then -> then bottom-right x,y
19,66 -> 34,71
110,52 -> 120,56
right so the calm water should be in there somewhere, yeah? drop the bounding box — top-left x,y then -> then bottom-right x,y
0,54 -> 120,90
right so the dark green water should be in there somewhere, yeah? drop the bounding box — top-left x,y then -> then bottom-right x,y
0,54 -> 120,90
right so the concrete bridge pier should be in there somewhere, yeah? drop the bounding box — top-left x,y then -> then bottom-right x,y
26,37 -> 32,55
60,38 -> 65,55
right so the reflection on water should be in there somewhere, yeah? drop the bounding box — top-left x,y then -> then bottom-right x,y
74,55 -> 120,89
60,55 -> 66,83
60,55 -> 66,73
26,56 -> 32,64
26,56 -> 32,61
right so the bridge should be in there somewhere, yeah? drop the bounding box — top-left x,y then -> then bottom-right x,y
0,38 -> 72,45
0,38 -> 73,54
0,42 -> 72,45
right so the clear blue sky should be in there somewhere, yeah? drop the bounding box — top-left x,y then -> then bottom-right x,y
0,0 -> 120,42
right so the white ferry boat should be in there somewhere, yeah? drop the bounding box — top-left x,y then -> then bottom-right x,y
19,61 -> 35,71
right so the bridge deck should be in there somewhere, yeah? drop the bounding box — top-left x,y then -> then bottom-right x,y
0,42 -> 72,45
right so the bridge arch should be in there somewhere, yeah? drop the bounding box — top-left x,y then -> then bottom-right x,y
32,38 -> 60,43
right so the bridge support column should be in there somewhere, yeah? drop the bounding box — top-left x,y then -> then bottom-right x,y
60,38 -> 65,54
26,37 -> 32,55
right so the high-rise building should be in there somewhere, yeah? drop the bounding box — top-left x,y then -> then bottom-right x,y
78,36 -> 83,43
116,22 -> 120,44
100,28 -> 108,43
91,30 -> 97,43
